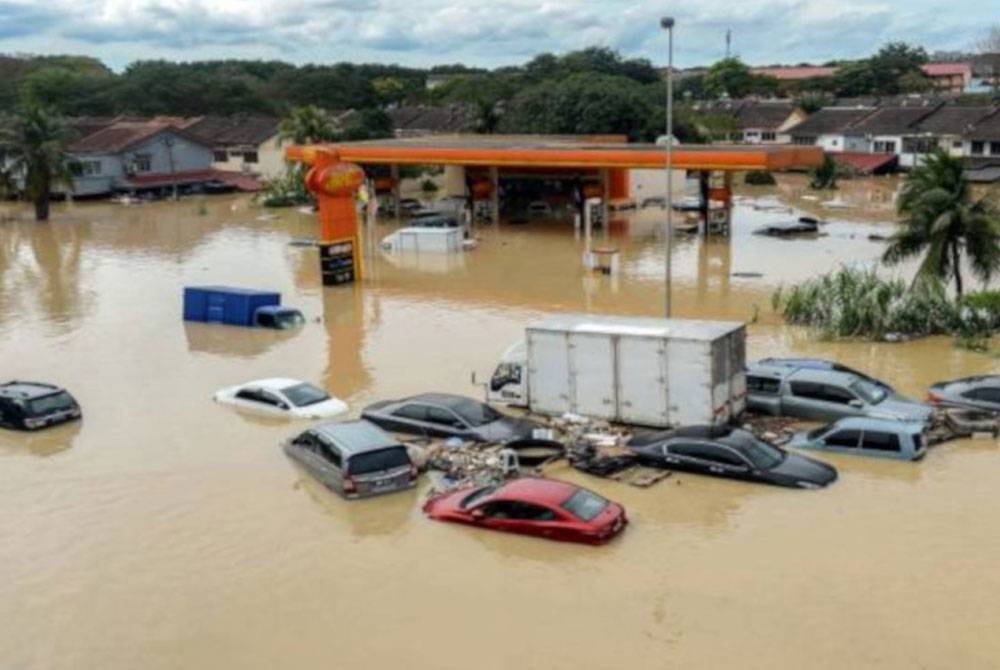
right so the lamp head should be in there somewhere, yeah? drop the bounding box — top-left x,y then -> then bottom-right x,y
660,16 -> 675,29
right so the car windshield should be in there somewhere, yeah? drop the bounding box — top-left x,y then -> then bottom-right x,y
449,398 -> 502,426
281,383 -> 330,407
730,435 -> 785,469
851,378 -> 888,404
274,311 -> 305,329
347,446 -> 410,475
460,485 -> 498,509
561,489 -> 608,521
26,391 -> 76,417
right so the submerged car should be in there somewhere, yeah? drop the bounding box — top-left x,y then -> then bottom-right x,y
0,381 -> 81,431
757,357 -> 893,391
423,477 -> 627,544
746,360 -> 930,423
214,378 -> 348,419
627,425 -> 837,489
362,393 -> 540,442
789,417 -> 927,461
284,420 -> 417,499
928,376 -> 1000,413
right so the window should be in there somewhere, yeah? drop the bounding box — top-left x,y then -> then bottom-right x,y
256,312 -> 275,328
235,389 -> 264,403
793,136 -> 816,146
902,138 -> 936,154
824,430 -> 860,448
393,404 -> 428,421
26,392 -> 76,417
561,489 -> 609,521
482,502 -> 557,521
281,383 -> 329,407
821,384 -> 857,405
966,387 -> 1000,404
873,140 -> 897,154
861,431 -> 901,452
790,381 -> 824,400
449,399 -> 501,426
761,131 -> 776,141
77,160 -> 101,176
426,406 -> 462,427
133,153 -> 152,172
832,139 -> 839,147
346,446 -> 409,475
731,436 -> 784,469
972,141 -> 985,156
699,445 -> 747,467
243,151 -> 259,164
850,379 -> 887,404
991,142 -> 1000,156
213,150 -> 228,162
460,485 -> 498,509
952,141 -> 963,149
747,375 -> 781,394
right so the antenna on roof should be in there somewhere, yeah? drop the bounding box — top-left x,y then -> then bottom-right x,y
725,28 -> 732,59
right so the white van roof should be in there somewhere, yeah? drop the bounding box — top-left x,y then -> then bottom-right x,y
527,313 -> 744,341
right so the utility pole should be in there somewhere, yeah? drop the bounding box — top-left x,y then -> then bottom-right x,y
725,29 -> 732,59
661,16 -> 675,318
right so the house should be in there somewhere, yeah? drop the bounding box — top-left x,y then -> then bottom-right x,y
67,119 -> 215,196
689,100 -> 806,144
844,103 -> 944,167
920,63 -> 973,94
966,108 -> 1000,159
911,105 -> 995,158
388,105 -> 477,137
187,116 -> 283,179
787,107 -> 876,152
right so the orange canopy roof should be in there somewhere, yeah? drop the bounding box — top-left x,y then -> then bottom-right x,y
286,135 -> 823,172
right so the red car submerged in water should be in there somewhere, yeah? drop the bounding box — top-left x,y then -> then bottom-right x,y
423,477 -> 627,545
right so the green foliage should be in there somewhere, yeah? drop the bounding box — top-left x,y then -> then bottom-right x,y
809,155 -> 839,189
278,106 -> 336,145
420,178 -> 439,196
0,104 -> 76,221
260,164 -> 312,208
744,170 -> 777,185
775,267 -> 963,339
703,58 -> 779,98
833,42 -> 931,96
883,149 -> 1000,296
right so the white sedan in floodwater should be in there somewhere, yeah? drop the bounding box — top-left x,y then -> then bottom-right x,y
214,378 -> 348,419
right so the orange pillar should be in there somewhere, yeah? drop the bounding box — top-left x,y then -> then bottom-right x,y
303,149 -> 366,284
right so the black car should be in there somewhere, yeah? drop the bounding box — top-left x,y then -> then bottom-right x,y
0,381 -> 81,431
627,425 -> 837,489
361,393 -> 540,443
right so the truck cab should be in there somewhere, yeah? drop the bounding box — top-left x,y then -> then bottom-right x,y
487,341 -> 528,406
253,305 -> 305,330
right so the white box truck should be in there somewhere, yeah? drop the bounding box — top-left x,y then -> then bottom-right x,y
486,314 -> 747,427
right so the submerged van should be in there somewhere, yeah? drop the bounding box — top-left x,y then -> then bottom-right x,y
789,417 -> 927,461
0,381 -> 81,431
284,420 -> 417,499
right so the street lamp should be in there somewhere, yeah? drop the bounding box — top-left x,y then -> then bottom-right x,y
661,16 -> 675,318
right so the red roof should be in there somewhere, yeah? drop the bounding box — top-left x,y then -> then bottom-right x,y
832,152 -> 898,175
921,62 -> 972,78
752,66 -> 838,81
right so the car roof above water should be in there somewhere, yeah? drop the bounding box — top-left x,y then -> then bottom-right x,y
820,417 -> 925,434
491,477 -> 579,506
313,420 -> 402,455
0,381 -> 65,400
749,362 -> 859,386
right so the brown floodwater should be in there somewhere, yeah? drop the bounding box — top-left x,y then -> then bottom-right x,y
1,177 -> 999,669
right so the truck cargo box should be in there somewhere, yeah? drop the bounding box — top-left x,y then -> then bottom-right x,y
183,286 -> 281,327
520,314 -> 746,427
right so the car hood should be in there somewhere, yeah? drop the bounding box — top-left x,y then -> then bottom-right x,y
870,395 -> 934,422
475,417 -> 541,442
770,452 -> 838,487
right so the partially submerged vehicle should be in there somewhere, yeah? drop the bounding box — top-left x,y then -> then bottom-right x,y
423,477 -> 627,544
362,393 -> 540,443
757,357 -> 893,392
284,420 -> 417,499
928,376 -> 1000,413
183,286 -> 304,329
789,417 -> 927,461
746,360 -> 932,423
380,227 -> 468,253
753,216 -> 822,237
214,378 -> 348,419
0,381 -> 81,431
627,425 -> 837,489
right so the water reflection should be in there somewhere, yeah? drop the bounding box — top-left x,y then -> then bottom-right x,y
0,420 -> 82,457
290,467 -> 417,539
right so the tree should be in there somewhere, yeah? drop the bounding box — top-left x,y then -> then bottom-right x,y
833,42 -> 931,96
883,149 -> 1000,296
704,58 -> 753,98
278,105 -> 336,145
372,76 -> 405,105
0,105 -> 75,221
809,155 -> 838,189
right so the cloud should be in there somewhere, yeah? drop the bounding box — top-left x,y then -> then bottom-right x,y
0,0 -> 990,67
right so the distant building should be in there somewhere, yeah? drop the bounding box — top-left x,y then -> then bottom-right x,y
844,103 -> 944,168
67,119 -> 215,196
388,105 -> 478,137
787,106 -> 876,152
187,116 -> 283,179
689,100 -> 807,144
920,63 -> 973,94
751,66 -> 838,82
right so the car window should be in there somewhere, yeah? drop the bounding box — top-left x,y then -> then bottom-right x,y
968,387 -> 1000,404
461,485 -> 498,509
860,431 -> 901,452
393,404 -> 428,421
275,311 -> 305,329
789,381 -> 824,401
731,436 -> 784,469
426,406 -> 462,427
850,379 -> 887,405
667,442 -> 707,459
561,489 -> 609,521
747,375 -> 781,394
478,501 -> 521,519
821,384 -> 856,405
699,444 -> 748,467
807,424 -> 833,440
235,389 -> 261,402
256,312 -> 275,327
26,392 -> 76,416
318,441 -> 343,468
449,398 -> 501,426
824,430 -> 861,448
346,446 -> 409,474
482,501 -> 557,521
281,383 -> 330,407
258,391 -> 284,407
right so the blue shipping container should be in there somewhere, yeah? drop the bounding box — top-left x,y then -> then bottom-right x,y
183,286 -> 281,327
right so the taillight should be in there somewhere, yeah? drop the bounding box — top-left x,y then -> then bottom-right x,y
343,476 -> 356,493
409,465 -> 418,480
927,392 -> 943,405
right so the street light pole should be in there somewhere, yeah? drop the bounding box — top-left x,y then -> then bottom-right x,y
661,16 -> 675,318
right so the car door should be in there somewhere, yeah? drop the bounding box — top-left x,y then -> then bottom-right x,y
301,435 -> 344,491
819,428 -> 861,455
661,442 -> 710,474
475,501 -> 525,533
695,444 -> 753,481
783,380 -> 829,420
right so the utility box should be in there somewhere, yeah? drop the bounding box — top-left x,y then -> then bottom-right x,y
183,286 -> 281,327
488,314 -> 747,427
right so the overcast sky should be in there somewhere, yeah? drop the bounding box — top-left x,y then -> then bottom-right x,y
0,0 -> 991,71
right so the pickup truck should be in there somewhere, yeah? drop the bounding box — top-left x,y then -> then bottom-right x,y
746,361 -> 933,423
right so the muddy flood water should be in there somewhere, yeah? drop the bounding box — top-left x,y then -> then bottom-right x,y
2,175 -> 999,669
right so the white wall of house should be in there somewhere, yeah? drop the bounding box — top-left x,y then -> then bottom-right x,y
68,153 -> 121,196
210,134 -> 286,180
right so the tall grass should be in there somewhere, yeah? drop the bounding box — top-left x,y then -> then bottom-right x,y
773,267 -> 1000,343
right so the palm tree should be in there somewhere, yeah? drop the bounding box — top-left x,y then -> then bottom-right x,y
0,105 -> 75,221
278,106 -> 335,145
883,148 -> 1000,297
